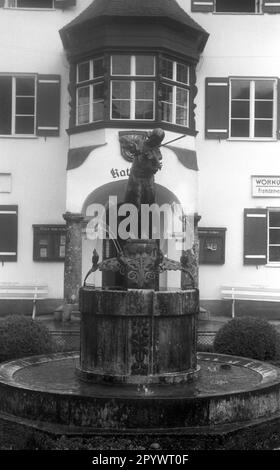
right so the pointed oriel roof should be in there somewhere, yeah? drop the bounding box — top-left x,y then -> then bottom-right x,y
62,0 -> 207,35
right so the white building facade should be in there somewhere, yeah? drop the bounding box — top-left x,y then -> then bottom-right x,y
0,0 -> 280,317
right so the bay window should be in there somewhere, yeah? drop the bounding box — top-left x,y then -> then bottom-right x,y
110,54 -> 155,121
76,58 -> 104,126
74,54 -> 192,130
111,81 -> 155,120
160,58 -> 190,127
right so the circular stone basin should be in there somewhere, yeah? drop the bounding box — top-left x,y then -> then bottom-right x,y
0,352 -> 279,431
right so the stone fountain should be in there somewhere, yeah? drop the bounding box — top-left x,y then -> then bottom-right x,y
78,128 -> 199,386
0,130 -> 280,439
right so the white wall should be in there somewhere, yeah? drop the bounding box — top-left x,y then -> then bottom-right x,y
0,3 -> 94,298
183,5 -> 280,300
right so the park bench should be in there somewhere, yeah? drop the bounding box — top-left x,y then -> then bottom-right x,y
221,285 -> 280,318
0,283 -> 48,320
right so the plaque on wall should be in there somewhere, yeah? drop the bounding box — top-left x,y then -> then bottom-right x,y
33,225 -> 66,262
198,227 -> 226,265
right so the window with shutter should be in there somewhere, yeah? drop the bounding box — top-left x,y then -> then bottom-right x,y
0,73 -> 61,137
230,78 -> 277,139
268,209 -> 280,263
215,0 -> 260,13
263,0 -> 280,13
0,206 -> 18,262
54,0 -> 76,8
191,0 -> 280,13
6,0 -> 54,8
191,0 -> 214,12
206,76 -> 278,140
205,78 -> 229,139
3,0 -> 75,8
36,75 -> 61,137
244,208 -> 267,265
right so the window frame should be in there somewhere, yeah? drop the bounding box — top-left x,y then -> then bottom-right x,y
267,208 -> 280,265
0,74 -> 37,138
0,205 -> 18,262
229,77 -> 277,141
160,58 -> 191,128
110,80 -> 156,121
5,0 -> 55,9
110,54 -> 156,122
72,54 -> 194,133
214,0 -> 262,14
76,57 -> 105,127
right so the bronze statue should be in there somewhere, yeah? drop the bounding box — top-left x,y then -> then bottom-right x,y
124,128 -> 165,210
84,128 -> 195,290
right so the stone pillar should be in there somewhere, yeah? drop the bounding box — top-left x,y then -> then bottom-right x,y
181,214 -> 201,289
63,212 -> 84,305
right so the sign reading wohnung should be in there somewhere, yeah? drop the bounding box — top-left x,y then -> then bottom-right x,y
252,176 -> 280,197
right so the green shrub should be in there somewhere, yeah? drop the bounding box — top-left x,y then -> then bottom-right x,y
0,315 -> 57,362
213,316 -> 280,361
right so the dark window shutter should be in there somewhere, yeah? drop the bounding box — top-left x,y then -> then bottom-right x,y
191,0 -> 214,12
244,208 -> 267,265
0,206 -> 18,262
54,0 -> 76,8
36,75 -> 60,137
205,78 -> 229,139
277,79 -> 280,140
263,1 -> 280,13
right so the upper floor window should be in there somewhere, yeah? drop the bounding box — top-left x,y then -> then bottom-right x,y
74,54 -> 192,131
215,0 -> 260,13
5,0 -> 54,8
0,73 -> 61,137
76,57 -> 104,125
205,76 -> 278,141
230,78 -> 277,139
191,0 -> 280,14
3,0 -> 76,9
160,58 -> 190,127
111,55 -> 155,121
0,75 -> 36,136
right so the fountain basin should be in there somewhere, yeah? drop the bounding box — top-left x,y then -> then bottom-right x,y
79,288 -> 199,385
0,352 -> 280,431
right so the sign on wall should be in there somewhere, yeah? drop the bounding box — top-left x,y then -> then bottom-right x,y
252,176 -> 280,197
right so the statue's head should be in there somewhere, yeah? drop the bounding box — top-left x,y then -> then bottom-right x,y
147,128 -> 165,147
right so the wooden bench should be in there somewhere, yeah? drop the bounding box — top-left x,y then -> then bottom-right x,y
221,285 -> 280,318
0,283 -> 48,320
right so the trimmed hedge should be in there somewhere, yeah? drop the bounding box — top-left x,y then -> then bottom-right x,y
213,316 -> 280,361
0,315 -> 57,362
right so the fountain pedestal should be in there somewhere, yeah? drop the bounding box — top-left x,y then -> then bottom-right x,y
78,287 -> 199,385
